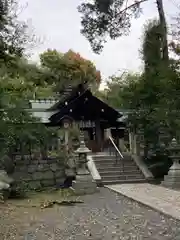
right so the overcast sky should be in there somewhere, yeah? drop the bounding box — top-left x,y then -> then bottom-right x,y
18,0 -> 178,84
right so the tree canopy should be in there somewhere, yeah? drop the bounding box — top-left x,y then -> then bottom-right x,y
39,49 -> 101,92
101,17 -> 180,155
78,0 -> 168,62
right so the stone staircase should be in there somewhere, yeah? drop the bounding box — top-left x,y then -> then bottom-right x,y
91,152 -> 146,185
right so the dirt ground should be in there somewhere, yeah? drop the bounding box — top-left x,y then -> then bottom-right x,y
0,188 -> 180,240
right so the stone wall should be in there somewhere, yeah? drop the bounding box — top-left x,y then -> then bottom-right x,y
11,156 -> 66,190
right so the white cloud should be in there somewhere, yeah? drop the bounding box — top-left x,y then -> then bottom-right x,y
18,0 -> 178,82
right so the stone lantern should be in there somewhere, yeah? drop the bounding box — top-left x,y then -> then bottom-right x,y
71,132 -> 98,195
161,138 -> 180,190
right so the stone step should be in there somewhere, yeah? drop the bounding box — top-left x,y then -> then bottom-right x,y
93,155 -> 132,160
96,164 -> 139,172
94,160 -> 133,165
101,174 -> 144,181
95,158 -> 118,161
102,179 -> 147,185
95,162 -> 136,168
97,166 -> 140,172
99,170 -> 143,176
92,155 -> 131,160
92,152 -> 146,184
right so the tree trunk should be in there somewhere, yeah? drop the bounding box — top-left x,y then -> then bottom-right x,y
156,0 -> 169,63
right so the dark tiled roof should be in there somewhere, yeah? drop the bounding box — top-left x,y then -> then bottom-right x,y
49,83 -> 88,111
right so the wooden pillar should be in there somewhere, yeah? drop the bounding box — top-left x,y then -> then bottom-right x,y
95,120 -> 102,151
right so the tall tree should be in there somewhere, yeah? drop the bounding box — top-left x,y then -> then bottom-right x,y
101,20 -> 175,155
0,0 -> 52,158
0,0 -> 35,60
78,0 -> 169,62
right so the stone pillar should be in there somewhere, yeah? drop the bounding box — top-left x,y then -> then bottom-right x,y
129,132 -> 134,154
134,134 -> 140,156
133,134 -> 137,155
104,128 -> 112,139
64,129 -> 69,151
119,138 -> 125,152
161,138 -> 180,190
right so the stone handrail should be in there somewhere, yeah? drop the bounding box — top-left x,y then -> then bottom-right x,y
123,142 -> 153,180
87,155 -> 101,182
109,136 -> 124,159
131,154 -> 154,180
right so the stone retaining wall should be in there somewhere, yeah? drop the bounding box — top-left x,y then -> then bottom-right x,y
11,156 -> 66,190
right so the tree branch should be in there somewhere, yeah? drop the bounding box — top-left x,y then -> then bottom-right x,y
117,0 -> 149,15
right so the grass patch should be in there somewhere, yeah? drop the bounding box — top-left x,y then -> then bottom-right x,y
6,188 -> 80,208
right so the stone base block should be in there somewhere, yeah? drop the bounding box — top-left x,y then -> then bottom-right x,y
0,189 -> 10,201
164,175 -> 180,181
161,172 -> 180,189
71,174 -> 99,195
161,180 -> 180,190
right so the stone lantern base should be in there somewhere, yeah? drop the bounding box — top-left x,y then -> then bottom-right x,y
161,159 -> 180,190
71,173 -> 99,195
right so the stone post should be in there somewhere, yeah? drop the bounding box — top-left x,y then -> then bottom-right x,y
129,132 -> 134,154
62,118 -> 71,152
71,132 -> 99,195
134,134 -> 141,156
119,138 -> 125,152
161,138 -> 180,190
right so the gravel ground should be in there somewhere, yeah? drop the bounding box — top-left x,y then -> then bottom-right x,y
0,188 -> 180,240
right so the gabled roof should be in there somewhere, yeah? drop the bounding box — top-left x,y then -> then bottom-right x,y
49,83 -> 87,111
49,84 -> 122,126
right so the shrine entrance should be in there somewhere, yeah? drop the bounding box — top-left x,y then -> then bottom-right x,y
47,83 -> 125,153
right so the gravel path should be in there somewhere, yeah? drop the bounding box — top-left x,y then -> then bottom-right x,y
0,188 -> 180,239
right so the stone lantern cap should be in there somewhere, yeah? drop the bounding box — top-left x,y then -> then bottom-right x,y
75,132 -> 91,154
168,138 -> 180,150
168,138 -> 180,158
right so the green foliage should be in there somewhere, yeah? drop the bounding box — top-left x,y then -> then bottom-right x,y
100,20 -> 180,157
0,69 -> 53,156
0,0 -> 35,59
105,73 -> 141,109
0,0 -> 104,159
78,0 -> 146,53
128,21 -> 179,146
142,20 -> 162,69
39,49 -> 101,92
0,0 -> 53,158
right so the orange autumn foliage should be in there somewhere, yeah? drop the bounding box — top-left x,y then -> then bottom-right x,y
40,49 -> 101,88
